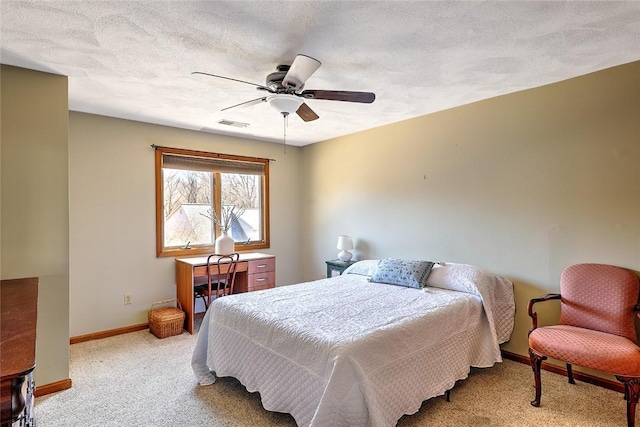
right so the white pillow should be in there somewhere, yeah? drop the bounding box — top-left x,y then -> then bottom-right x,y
424,263 -> 450,288
425,262 -> 485,294
343,260 -> 380,276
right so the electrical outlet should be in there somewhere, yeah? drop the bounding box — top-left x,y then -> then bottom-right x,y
124,293 -> 133,305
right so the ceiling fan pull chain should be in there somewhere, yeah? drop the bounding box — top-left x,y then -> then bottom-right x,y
282,112 -> 289,153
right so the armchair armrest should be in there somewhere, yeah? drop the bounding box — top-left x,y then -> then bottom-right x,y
527,293 -> 561,334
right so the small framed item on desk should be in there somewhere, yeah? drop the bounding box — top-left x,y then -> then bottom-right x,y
326,259 -> 356,278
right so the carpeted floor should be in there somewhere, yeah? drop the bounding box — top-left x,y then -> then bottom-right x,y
35,326 -> 632,426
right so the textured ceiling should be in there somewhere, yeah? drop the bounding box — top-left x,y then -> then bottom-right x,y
2,1 -> 640,146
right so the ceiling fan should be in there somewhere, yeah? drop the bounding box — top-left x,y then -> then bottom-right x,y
192,54 -> 375,123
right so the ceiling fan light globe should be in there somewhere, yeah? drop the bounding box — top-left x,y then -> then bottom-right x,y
267,94 -> 303,115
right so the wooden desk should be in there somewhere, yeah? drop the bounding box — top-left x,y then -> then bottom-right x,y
176,253 -> 275,334
1,277 -> 38,427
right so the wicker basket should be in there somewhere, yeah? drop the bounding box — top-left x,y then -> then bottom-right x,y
148,299 -> 185,339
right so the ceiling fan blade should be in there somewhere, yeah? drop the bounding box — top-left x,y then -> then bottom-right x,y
192,72 -> 271,91
296,102 -> 319,122
221,97 -> 267,111
300,90 -> 375,103
282,54 -> 321,89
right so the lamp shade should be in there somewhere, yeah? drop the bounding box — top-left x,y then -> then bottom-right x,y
267,94 -> 303,115
336,235 -> 353,262
336,235 -> 353,250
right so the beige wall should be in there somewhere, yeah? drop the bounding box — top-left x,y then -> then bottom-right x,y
1,65 -> 70,387
300,61 -> 640,373
68,113 -> 302,336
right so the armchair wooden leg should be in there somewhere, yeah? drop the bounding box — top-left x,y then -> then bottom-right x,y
566,363 -> 575,384
529,348 -> 546,407
616,376 -> 640,427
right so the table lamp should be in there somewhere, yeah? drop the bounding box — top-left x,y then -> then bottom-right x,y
336,235 -> 354,262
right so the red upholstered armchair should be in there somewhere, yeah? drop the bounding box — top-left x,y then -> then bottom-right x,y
528,263 -> 640,427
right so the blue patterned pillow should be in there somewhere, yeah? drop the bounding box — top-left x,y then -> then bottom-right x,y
369,258 -> 435,288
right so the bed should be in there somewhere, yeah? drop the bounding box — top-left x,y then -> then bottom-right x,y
192,259 -> 515,426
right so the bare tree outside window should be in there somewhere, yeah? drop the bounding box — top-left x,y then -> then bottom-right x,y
222,174 -> 258,209
180,171 -> 211,204
163,170 -> 182,219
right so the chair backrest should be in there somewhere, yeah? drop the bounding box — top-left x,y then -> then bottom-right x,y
206,253 -> 240,297
560,263 -> 639,343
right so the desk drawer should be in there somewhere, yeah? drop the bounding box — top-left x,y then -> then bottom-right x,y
248,258 -> 275,274
193,261 -> 247,278
248,271 -> 275,291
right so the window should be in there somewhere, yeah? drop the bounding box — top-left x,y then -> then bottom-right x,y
155,146 -> 269,257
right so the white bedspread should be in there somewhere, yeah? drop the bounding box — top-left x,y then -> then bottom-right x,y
192,262 -> 514,427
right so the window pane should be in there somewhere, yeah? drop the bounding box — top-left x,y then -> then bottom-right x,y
221,173 -> 262,243
154,146 -> 270,257
163,169 -> 213,247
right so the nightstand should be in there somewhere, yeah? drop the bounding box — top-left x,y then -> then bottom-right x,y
326,259 -> 356,277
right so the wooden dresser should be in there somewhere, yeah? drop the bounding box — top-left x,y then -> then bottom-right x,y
1,277 -> 38,427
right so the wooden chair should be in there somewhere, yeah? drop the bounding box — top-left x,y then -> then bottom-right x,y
527,263 -> 640,427
194,253 -> 239,310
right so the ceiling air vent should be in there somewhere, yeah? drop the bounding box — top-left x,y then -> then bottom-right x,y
217,119 -> 249,128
